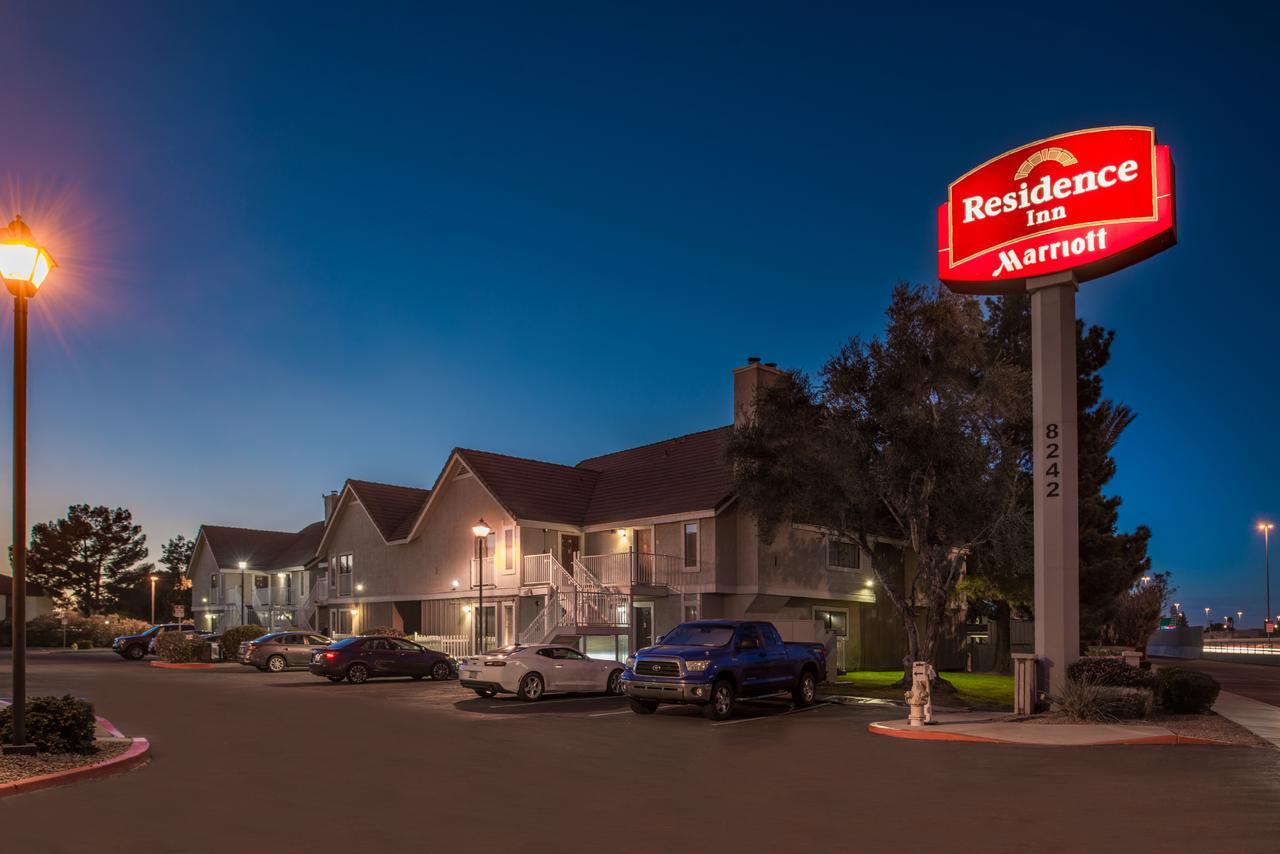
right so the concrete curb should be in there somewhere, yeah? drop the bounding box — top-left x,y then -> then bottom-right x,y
868,720 -> 1232,746
0,737 -> 150,798
148,661 -> 216,670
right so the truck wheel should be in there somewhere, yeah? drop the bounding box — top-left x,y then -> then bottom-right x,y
793,670 -> 817,708
629,698 -> 658,714
704,678 -> 735,721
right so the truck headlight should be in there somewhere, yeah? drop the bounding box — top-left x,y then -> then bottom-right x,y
625,656 -> 636,670
685,660 -> 711,672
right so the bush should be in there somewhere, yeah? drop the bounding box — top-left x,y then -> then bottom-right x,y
13,613 -> 150,648
156,630 -> 196,663
1052,677 -> 1155,721
364,626 -> 404,638
1067,657 -> 1154,689
1156,666 -> 1220,713
71,640 -> 92,650
215,625 -> 267,660
0,694 -> 97,753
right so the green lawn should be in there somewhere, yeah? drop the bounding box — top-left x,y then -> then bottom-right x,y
832,670 -> 1013,710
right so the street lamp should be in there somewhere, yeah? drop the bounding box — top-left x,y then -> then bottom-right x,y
1259,522 -> 1274,628
472,519 -> 491,653
149,573 -> 160,625
1,215 -> 55,756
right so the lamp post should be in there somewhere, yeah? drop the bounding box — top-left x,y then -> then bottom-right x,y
149,573 -> 159,624
0,215 -> 55,756
472,519 -> 491,654
1259,523 -> 1274,628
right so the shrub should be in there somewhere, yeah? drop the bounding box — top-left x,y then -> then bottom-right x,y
1156,666 -> 1220,713
1052,678 -> 1155,721
0,694 -> 97,753
156,630 -> 196,663
71,640 -> 92,650
364,626 -> 404,638
1067,657 -> 1154,689
215,625 -> 267,660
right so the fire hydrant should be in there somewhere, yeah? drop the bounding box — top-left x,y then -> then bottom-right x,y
904,661 -> 936,726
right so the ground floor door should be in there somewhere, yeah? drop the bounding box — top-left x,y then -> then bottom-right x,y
633,602 -> 654,650
395,601 -> 422,635
501,602 -> 515,645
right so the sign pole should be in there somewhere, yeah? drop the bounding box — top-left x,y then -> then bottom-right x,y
1029,271 -> 1080,698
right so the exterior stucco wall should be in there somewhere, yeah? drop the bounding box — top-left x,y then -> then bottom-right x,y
757,525 -> 876,603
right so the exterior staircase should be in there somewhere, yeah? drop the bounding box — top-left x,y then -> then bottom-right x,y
517,551 -> 685,645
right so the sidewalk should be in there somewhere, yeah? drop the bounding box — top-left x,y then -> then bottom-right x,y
1212,691 -> 1280,748
868,711 -> 1210,745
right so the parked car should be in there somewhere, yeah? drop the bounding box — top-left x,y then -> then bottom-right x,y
112,623 -> 197,660
308,635 -> 456,683
622,620 -> 827,720
458,644 -> 626,701
238,631 -> 333,671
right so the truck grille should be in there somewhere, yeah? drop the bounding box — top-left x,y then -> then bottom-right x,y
636,659 -> 681,678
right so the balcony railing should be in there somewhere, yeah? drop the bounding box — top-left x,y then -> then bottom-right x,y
578,552 -> 694,589
470,557 -> 496,588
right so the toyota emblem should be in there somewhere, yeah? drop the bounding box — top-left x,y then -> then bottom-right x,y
651,664 -> 660,672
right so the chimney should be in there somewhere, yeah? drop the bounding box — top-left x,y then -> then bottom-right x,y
323,490 -> 341,524
733,356 -> 785,427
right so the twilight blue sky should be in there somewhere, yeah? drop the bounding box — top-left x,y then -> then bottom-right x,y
0,3 -> 1274,625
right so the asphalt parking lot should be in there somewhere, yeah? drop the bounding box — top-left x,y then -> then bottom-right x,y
4,650 -> 1280,853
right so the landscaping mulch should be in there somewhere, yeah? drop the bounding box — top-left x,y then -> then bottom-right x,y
1013,711 -> 1272,748
0,739 -> 130,784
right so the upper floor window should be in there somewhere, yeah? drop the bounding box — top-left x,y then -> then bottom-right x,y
210,574 -> 218,589
254,575 -> 269,589
828,539 -> 860,570
336,554 -> 353,596
503,528 -> 515,573
683,522 -> 699,568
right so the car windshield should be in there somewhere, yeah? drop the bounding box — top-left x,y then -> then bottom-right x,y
328,637 -> 363,650
658,624 -> 735,647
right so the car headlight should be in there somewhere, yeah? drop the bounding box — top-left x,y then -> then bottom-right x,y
625,656 -> 635,670
685,660 -> 711,673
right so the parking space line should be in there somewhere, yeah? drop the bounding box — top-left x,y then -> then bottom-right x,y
486,695 -> 622,710
588,710 -> 633,717
710,702 -> 839,727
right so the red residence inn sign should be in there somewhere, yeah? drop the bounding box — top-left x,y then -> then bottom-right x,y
937,126 -> 1176,293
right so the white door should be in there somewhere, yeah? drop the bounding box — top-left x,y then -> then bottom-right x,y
501,602 -> 515,646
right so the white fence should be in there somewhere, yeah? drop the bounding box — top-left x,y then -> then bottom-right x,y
411,633 -> 497,658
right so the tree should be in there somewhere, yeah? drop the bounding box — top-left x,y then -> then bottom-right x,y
160,534 -> 196,615
26,505 -> 150,615
1105,572 -> 1173,652
726,284 -> 1027,683
966,293 -> 1152,658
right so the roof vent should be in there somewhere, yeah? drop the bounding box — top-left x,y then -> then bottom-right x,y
765,362 -> 777,368
746,356 -> 761,365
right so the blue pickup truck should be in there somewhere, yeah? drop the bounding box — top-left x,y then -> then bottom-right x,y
622,620 -> 827,720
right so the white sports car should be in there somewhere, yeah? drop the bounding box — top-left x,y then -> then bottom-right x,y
459,644 -> 626,701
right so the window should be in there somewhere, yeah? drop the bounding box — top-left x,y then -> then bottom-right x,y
307,635 -> 330,645
816,609 -> 849,637
683,522 -> 699,568
336,554 -> 353,596
503,528 -> 515,574
828,540 -> 860,570
683,604 -> 699,623
761,624 -> 783,647
210,574 -> 218,589
254,575 -> 268,589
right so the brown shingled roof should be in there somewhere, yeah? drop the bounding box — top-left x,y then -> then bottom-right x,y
577,425 -> 734,524
347,479 -> 432,541
456,450 -> 599,525
200,523 -> 323,571
453,425 -> 735,527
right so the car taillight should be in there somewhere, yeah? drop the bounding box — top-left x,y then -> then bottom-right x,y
483,661 -> 506,667
247,644 -> 258,652
324,652 -> 337,660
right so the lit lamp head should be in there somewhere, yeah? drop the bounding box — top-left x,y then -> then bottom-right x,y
472,519 -> 491,538
0,215 -> 55,298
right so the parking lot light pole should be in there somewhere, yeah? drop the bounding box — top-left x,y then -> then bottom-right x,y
472,519 -> 490,654
1259,523 -> 1274,628
149,573 -> 159,624
0,215 -> 56,757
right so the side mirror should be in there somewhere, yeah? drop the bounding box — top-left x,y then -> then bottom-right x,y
654,635 -> 665,644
